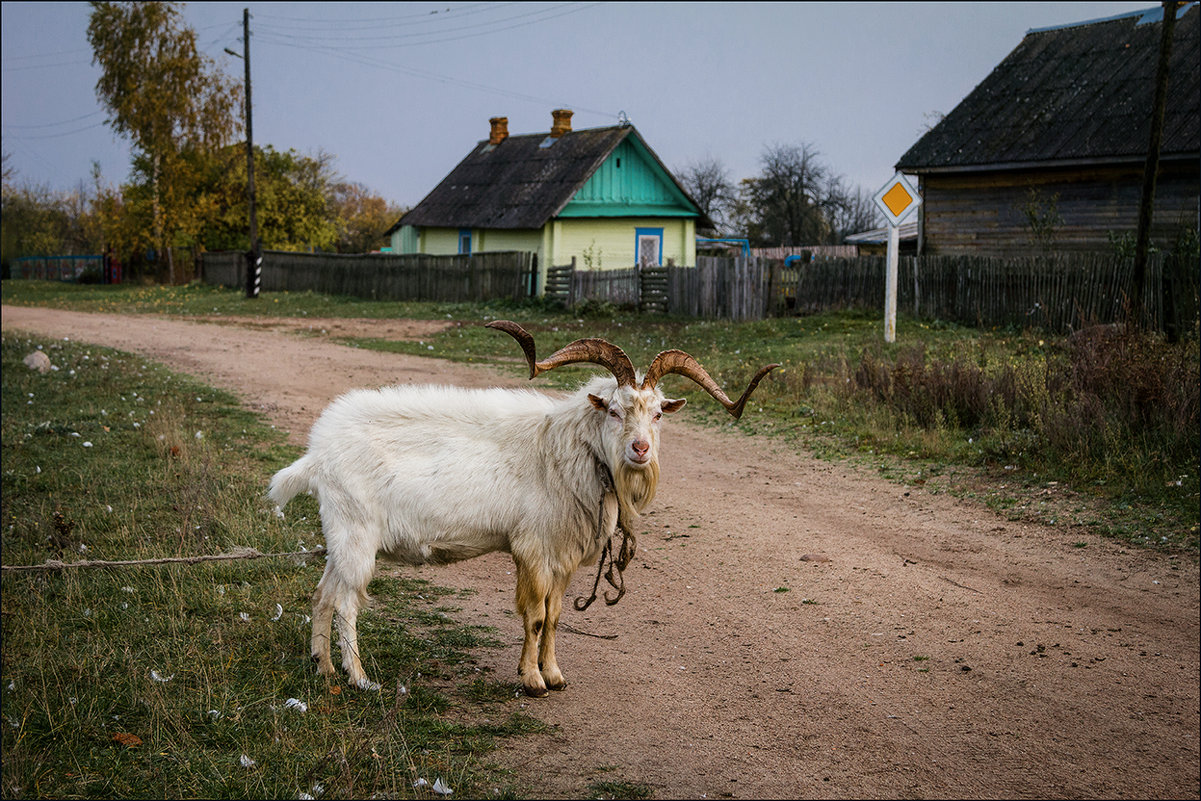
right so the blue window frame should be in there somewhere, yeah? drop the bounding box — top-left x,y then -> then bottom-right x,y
635,227 -> 663,267
458,229 -> 472,255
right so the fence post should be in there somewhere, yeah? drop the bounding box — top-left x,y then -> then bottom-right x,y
911,256 -> 920,317
245,248 -> 262,298
569,256 -> 576,307
766,258 -> 782,317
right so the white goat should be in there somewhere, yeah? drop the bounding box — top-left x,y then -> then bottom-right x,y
269,321 -> 777,697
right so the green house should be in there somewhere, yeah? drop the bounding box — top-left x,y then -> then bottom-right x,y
386,110 -> 707,292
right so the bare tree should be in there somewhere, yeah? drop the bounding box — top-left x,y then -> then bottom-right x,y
825,179 -> 881,241
734,142 -> 836,246
676,156 -> 734,235
732,142 -> 879,247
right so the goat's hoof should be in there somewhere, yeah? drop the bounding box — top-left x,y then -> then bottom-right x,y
522,683 -> 549,698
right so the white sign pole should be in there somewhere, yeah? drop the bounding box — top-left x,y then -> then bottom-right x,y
885,222 -> 899,343
872,172 -> 921,345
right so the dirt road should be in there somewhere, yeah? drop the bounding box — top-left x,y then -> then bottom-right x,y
4,305 -> 1198,799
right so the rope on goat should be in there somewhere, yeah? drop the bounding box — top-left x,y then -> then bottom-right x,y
0,546 -> 327,573
575,461 -> 637,611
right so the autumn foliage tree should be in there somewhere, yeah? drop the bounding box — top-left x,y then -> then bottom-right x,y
87,1 -> 241,278
188,145 -> 403,254
327,181 -> 407,253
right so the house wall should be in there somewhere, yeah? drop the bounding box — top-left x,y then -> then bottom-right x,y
394,225 -> 419,254
549,218 -> 696,269
477,228 -> 543,255
919,160 -> 1200,255
396,217 -> 698,295
399,226 -> 462,256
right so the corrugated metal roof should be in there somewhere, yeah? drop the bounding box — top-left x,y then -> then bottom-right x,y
844,219 -> 920,245
896,3 -> 1199,173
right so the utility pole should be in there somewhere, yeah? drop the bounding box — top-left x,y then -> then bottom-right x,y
241,7 -> 260,298
1131,0 -> 1179,328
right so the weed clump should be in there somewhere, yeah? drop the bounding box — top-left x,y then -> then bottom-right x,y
840,325 -> 1198,544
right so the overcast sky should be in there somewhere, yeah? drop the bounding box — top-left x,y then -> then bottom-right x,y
2,1 -> 1159,209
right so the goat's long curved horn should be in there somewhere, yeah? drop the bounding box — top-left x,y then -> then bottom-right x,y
642,350 -> 780,420
487,320 -> 637,386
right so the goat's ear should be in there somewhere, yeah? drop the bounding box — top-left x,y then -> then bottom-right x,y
588,394 -> 608,411
661,397 -> 686,414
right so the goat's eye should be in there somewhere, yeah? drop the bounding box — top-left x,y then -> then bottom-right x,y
653,412 -> 662,422
609,409 -> 620,419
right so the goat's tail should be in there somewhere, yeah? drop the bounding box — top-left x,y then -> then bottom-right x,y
268,456 -> 315,509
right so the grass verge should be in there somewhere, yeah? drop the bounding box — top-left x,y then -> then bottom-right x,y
1,330 -> 541,799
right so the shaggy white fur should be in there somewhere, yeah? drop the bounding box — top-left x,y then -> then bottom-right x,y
269,375 -> 683,697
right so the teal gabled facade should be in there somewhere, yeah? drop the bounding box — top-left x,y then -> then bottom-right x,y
559,138 -> 698,219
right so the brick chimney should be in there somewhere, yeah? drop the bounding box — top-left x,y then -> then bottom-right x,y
550,108 -> 573,138
488,116 -> 509,145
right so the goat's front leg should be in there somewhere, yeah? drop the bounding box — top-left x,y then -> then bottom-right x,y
514,560 -> 551,698
538,571 -> 572,691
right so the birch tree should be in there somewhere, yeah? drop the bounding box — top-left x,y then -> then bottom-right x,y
87,1 -> 240,279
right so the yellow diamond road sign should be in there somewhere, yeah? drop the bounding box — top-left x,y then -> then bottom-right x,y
873,172 -> 921,226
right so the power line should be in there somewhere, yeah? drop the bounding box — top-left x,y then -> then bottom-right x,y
1,46 -> 92,64
2,110 -> 105,131
255,2 -> 505,27
2,120 -> 109,140
1,55 -> 93,72
253,2 -> 599,48
257,36 -> 615,119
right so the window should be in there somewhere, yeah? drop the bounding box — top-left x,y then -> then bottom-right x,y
635,227 -> 663,267
458,229 -> 472,255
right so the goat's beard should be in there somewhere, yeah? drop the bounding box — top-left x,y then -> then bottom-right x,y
614,458 -> 659,523
607,458 -> 657,572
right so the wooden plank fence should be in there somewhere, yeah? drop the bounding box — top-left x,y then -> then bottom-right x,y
11,255 -> 103,281
201,249 -> 1196,334
783,252 -> 1183,332
573,265 -> 641,309
201,250 -> 534,304
664,256 -> 774,320
543,260 -> 575,306
640,266 -> 669,313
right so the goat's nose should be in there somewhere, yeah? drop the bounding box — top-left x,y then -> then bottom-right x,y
631,439 -> 649,458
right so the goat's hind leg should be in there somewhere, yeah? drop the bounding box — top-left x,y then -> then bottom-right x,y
310,577 -> 337,676
312,551 -> 377,689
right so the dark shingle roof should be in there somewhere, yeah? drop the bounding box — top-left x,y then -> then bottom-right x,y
394,124 -> 649,231
896,3 -> 1199,172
